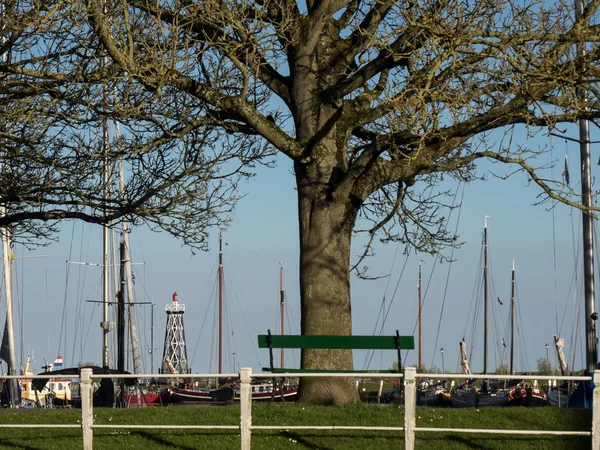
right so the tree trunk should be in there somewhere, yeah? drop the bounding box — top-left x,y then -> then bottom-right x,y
295,161 -> 360,404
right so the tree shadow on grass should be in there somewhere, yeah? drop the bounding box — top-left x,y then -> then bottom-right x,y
0,432 -> 82,450
280,431 -> 328,450
424,434 -> 590,450
0,440 -> 50,450
277,430 -> 406,450
102,430 -> 239,450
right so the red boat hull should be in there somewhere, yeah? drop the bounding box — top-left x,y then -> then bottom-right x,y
123,391 -> 170,407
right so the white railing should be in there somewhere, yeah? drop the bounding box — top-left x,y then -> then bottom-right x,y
4,368 -> 600,449
402,368 -> 599,450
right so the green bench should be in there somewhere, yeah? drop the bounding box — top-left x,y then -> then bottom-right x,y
257,330 -> 415,374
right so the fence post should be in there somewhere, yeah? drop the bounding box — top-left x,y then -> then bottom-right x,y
593,371 -> 600,449
404,367 -> 416,450
377,379 -> 384,404
81,368 -> 93,450
240,367 -> 252,450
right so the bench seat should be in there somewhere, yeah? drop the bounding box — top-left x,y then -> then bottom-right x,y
258,331 -> 414,374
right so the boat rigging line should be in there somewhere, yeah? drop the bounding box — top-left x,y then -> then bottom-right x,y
361,244 -> 411,371
429,182 -> 465,370
363,180 -> 465,372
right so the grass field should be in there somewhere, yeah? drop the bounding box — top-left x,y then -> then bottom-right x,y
0,403 -> 591,450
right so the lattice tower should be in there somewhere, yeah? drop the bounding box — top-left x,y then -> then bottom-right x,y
161,292 -> 189,374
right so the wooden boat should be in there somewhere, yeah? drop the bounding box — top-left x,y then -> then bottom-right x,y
32,364 -> 136,407
122,384 -> 170,407
508,384 -> 547,407
19,355 -> 74,408
169,385 -> 235,404
505,261 -> 547,406
546,383 -> 570,407
171,381 -> 298,404
450,219 -> 509,408
414,262 -> 447,407
546,334 -> 574,407
170,236 -> 297,404
19,354 -> 50,407
552,30 -> 598,408
451,381 -> 509,408
416,379 -> 445,406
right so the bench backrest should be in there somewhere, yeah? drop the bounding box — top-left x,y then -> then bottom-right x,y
257,334 -> 415,350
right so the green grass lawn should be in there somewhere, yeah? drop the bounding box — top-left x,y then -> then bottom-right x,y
0,404 -> 591,450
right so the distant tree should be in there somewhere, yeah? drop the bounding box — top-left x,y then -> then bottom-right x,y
537,358 -> 553,376
494,364 -> 508,375
78,362 -> 99,368
4,1 -> 600,404
390,363 -> 443,374
390,361 -> 404,372
427,365 -> 443,374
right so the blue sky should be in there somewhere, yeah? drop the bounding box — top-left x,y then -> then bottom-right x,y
1,124 -> 596,377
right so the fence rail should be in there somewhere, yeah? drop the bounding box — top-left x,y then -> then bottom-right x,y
1,368 -> 598,449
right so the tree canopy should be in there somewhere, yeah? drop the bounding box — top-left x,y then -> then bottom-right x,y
0,0 -> 273,246
3,0 -> 600,403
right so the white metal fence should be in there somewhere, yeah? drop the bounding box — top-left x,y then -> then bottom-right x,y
3,367 -> 599,449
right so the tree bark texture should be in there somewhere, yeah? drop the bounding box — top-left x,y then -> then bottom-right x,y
295,154 -> 361,404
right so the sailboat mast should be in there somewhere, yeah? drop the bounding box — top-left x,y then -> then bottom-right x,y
118,241 -> 125,375
118,149 -> 141,375
124,228 -> 141,374
280,262 -> 285,368
0,2 -> 17,408
510,260 -> 515,375
101,115 -> 110,370
418,262 -> 422,370
150,303 -> 154,374
1,232 -> 17,407
218,233 -> 223,374
575,0 -> 598,374
483,217 -> 489,375
100,10 -> 112,369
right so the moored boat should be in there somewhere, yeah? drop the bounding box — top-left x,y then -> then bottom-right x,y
122,385 -> 170,407
169,236 -> 298,404
451,382 -> 510,408
546,384 -> 570,407
170,385 -> 234,404
508,384 -> 547,407
504,261 -> 547,406
450,220 -> 510,408
19,354 -> 49,407
416,378 -> 446,406
546,335 -> 575,407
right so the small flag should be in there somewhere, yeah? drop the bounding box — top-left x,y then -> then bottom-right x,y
497,297 -> 503,306
502,338 -> 506,348
563,154 -> 570,186
0,323 -> 9,364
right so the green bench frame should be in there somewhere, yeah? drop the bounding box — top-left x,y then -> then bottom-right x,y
257,330 -> 415,374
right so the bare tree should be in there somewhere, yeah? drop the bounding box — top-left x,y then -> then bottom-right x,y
0,1 -> 272,247
3,0 -> 600,403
